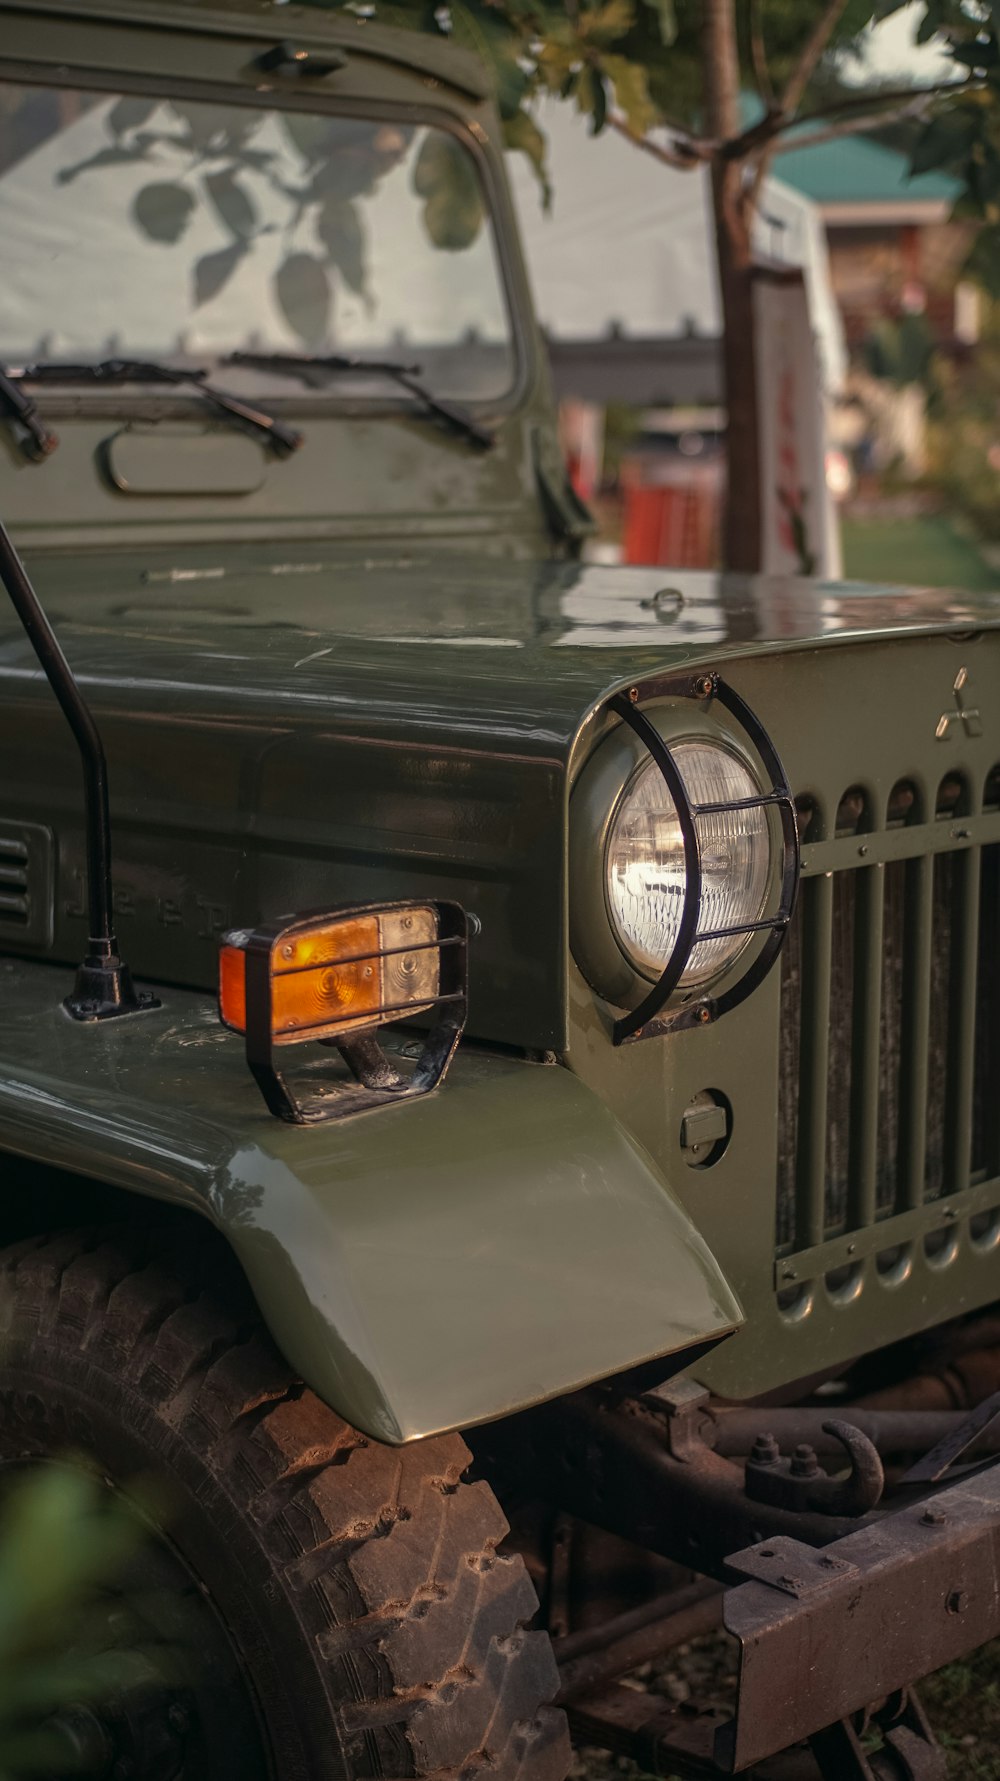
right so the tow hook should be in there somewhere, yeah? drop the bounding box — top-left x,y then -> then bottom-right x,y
744,1418 -> 885,1516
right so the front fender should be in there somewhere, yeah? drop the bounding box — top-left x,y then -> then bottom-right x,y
0,961 -> 742,1442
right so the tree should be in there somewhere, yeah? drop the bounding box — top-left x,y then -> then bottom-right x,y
303,0 -> 1000,571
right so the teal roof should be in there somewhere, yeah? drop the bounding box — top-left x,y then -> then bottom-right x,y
776,133 -> 961,206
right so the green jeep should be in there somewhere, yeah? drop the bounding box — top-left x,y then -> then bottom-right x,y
1,4 -> 1000,1777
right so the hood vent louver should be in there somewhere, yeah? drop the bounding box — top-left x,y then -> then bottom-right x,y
0,821 -> 54,948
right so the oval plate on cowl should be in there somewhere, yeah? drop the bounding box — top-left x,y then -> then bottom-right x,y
102,425 -> 268,496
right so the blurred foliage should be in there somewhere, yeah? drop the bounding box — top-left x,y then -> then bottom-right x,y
293,0 -> 1000,303
862,310 -> 937,386
0,1466 -> 146,1779
925,300 -> 1000,540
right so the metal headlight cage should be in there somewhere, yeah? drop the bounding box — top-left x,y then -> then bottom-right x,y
608,673 -> 799,1045
237,899 -> 468,1124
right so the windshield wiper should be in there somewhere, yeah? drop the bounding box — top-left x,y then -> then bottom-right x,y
0,366 -> 59,462
0,359 -> 303,459
225,351 -> 495,452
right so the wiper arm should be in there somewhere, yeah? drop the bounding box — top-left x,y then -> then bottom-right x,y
2,359 -> 303,458
225,351 -> 495,452
0,366 -> 59,462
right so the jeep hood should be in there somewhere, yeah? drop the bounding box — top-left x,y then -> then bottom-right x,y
4,545 -> 1000,1050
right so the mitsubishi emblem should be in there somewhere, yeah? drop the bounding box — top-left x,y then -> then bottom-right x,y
935,666 -> 983,740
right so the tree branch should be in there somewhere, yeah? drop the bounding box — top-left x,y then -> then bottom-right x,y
770,98 -> 939,154
725,75 -> 974,161
749,0 -> 774,109
790,76 -> 973,132
607,112 -> 705,167
781,0 -> 850,117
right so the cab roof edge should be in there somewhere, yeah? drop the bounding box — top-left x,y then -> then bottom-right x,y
0,0 -> 494,100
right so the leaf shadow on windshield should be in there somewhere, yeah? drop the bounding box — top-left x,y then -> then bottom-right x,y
52,97 -> 487,351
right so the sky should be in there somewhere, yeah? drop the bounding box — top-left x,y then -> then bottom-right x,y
853,2 -> 954,83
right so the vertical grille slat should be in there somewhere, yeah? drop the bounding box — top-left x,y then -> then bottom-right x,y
824,872 -> 856,1234
796,874 -> 834,1250
876,859 -> 907,1218
899,853 -> 934,1210
848,864 -> 886,1231
775,766 -> 1000,1272
973,843 -> 1000,1182
945,846 -> 982,1197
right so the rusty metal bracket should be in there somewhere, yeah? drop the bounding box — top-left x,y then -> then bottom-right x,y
744,1419 -> 885,1517
901,1385 -> 1000,1486
726,1534 -> 858,1600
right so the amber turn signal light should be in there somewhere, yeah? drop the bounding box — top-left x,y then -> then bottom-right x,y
220,906 -> 440,1046
219,900 -> 467,1124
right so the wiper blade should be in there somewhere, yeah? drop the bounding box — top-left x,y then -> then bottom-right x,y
3,359 -> 303,458
225,351 -> 495,452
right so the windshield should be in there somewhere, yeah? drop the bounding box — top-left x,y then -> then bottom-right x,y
0,83 -> 516,401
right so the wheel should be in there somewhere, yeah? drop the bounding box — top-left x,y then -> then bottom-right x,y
0,1224 -> 570,1781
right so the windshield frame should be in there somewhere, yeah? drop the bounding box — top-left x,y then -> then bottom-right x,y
0,60 -> 533,421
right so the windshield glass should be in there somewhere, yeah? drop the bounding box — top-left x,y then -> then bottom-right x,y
0,83 -> 515,400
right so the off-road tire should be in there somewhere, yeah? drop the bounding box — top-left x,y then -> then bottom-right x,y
0,1223 -> 570,1781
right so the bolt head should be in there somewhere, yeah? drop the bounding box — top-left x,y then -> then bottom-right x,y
922,1507 -> 947,1526
790,1442 -> 821,1479
750,1433 -> 780,1465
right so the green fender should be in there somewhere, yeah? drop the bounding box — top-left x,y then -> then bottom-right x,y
0,960 -> 742,1443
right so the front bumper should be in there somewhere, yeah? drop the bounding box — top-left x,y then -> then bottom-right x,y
720,1459 -> 1000,1770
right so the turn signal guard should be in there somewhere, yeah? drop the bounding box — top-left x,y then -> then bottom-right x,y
219,901 -> 468,1124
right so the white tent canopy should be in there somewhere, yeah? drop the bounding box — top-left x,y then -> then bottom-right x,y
507,104 -> 846,395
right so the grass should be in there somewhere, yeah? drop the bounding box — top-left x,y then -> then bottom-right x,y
841,513 -> 998,592
573,1630 -> 1000,1778
921,1642 -> 1000,1777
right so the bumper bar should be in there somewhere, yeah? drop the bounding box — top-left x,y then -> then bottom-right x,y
719,1459 -> 1000,1771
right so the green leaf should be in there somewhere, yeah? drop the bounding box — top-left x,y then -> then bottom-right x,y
317,197 -> 369,296
952,36 -> 999,69
916,0 -> 945,41
963,222 -> 1000,293
502,110 -> 552,207
577,64 -> 609,135
603,55 -> 657,137
638,0 -> 675,46
577,0 -> 635,45
131,181 -> 197,245
275,251 -> 332,345
193,241 -> 248,306
204,169 -> 257,242
412,132 -> 484,249
910,110 -> 977,177
447,0 -> 531,118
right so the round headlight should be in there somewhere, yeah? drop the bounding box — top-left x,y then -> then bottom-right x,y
605,742 -> 769,988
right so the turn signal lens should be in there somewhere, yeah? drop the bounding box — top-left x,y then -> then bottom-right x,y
219,907 -> 440,1045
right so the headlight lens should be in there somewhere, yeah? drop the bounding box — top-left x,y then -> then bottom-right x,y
605,742 -> 770,987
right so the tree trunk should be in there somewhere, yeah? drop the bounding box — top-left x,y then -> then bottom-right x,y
702,0 -> 761,574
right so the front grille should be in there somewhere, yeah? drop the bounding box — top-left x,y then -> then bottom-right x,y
776,770 -> 1000,1272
